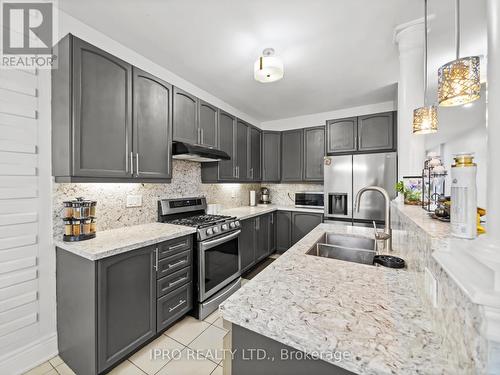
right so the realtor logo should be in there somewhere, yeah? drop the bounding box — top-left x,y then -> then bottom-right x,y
1,0 -> 57,68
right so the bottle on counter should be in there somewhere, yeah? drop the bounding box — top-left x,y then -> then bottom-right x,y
450,153 -> 477,239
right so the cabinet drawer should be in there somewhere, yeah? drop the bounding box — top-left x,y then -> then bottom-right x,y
158,236 -> 192,259
157,266 -> 192,298
157,282 -> 193,332
157,249 -> 192,279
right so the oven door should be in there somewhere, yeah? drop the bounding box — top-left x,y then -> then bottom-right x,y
198,230 -> 241,302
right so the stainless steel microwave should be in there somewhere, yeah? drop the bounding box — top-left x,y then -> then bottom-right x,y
295,192 -> 324,208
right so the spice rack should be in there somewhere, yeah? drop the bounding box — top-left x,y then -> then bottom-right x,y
62,197 -> 97,242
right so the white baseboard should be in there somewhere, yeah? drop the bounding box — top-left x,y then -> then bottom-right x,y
0,332 -> 58,375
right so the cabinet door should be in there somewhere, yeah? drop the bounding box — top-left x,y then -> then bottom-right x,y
276,211 -> 292,253
133,68 -> 172,179
173,87 -> 198,144
262,132 -> 281,182
249,127 -> 262,181
326,117 -> 357,154
240,218 -> 256,272
72,37 -> 132,178
269,212 -> 277,253
198,100 -> 218,148
281,130 -> 303,182
358,112 -> 395,152
218,111 -> 236,180
255,215 -> 270,261
304,126 -> 325,181
97,246 -> 156,372
236,120 -> 249,180
291,212 -> 323,245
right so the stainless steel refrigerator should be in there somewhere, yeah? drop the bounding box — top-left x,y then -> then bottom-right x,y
323,152 -> 397,226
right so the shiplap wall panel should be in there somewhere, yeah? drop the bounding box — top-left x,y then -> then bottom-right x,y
0,66 -> 40,350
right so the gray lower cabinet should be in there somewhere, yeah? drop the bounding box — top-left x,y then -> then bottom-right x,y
97,247 -> 156,372
255,214 -> 271,261
133,68 -> 172,179
173,87 -> 198,144
56,235 -> 193,375
198,100 -> 218,148
357,112 -> 395,152
240,218 -> 256,273
249,127 -> 262,181
276,211 -> 292,253
291,212 -> 323,245
262,132 -> 281,182
304,126 -> 325,181
281,129 -> 304,182
240,213 -> 274,273
270,212 -> 277,252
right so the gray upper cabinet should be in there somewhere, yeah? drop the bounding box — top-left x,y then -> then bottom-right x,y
326,117 -> 357,154
303,126 -> 325,181
291,212 -> 323,245
262,132 -> 281,182
133,68 -> 172,179
173,87 -> 198,144
249,127 -> 262,181
236,120 -> 249,180
358,112 -> 395,152
281,129 -> 304,182
218,111 -> 237,180
198,100 -> 218,148
97,246 -> 156,372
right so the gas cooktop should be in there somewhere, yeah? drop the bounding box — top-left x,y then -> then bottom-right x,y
165,214 -> 235,228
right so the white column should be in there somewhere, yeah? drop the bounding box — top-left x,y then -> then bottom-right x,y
487,0 -> 500,237
394,21 -> 426,180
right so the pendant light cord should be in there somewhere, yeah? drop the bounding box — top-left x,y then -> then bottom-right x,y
455,0 -> 461,59
424,0 -> 428,106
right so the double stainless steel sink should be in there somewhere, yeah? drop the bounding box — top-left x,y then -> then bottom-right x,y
306,233 -> 376,265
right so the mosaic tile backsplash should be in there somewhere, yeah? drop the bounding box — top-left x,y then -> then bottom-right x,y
53,160 -> 260,236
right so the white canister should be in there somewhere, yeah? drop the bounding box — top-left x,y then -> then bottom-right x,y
249,191 -> 256,206
450,153 -> 477,239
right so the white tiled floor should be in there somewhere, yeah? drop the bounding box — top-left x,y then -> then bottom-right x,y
23,307 -> 228,375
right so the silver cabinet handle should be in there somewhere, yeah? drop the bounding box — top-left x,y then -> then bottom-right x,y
130,152 -> 134,175
154,247 -> 159,271
168,277 -> 187,288
270,214 -> 274,224
169,299 -> 186,312
197,128 -> 201,144
168,259 -> 187,269
168,241 -> 187,252
200,128 -> 204,145
136,153 -> 139,175
250,168 -> 253,179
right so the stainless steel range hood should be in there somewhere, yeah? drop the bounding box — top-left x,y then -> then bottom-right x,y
172,141 -> 230,162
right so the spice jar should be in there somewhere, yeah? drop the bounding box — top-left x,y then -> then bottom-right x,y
72,201 -> 82,218
63,201 -> 73,219
90,218 -> 97,233
82,201 -> 91,218
90,201 -> 97,217
64,218 -> 73,236
83,218 -> 91,235
72,219 -> 81,236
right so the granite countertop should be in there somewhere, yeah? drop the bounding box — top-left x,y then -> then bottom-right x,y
219,204 -> 324,220
220,223 -> 454,374
54,222 -> 196,261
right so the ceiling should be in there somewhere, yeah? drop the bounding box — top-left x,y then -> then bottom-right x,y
58,0 -> 485,123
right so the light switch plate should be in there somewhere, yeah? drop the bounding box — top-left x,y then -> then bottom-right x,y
126,195 -> 142,208
424,267 -> 438,307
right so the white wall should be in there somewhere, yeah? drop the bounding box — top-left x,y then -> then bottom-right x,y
58,11 -> 261,127
260,101 -> 396,130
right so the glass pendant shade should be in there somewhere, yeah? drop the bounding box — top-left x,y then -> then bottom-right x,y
254,55 -> 284,83
438,56 -> 480,106
413,105 -> 438,134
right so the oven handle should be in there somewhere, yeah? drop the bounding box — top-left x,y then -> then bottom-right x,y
200,230 -> 241,251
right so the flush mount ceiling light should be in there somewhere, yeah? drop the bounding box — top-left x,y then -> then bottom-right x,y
413,0 -> 438,135
254,48 -> 284,83
438,0 -> 480,106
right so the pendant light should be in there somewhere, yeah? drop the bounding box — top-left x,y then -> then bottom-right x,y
254,48 -> 284,83
437,0 -> 480,106
413,0 -> 438,135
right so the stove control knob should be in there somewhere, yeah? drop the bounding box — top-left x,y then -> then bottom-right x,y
206,228 -> 213,236
213,227 -> 219,233
221,224 -> 229,231
235,221 -> 240,227
229,222 -> 236,229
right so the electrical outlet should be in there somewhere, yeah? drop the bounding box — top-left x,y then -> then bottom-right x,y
231,189 -> 237,198
424,267 -> 438,307
126,195 -> 142,208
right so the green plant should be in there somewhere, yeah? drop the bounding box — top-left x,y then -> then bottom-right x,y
395,181 -> 421,202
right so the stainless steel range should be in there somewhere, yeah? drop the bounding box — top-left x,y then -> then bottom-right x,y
158,197 -> 241,319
